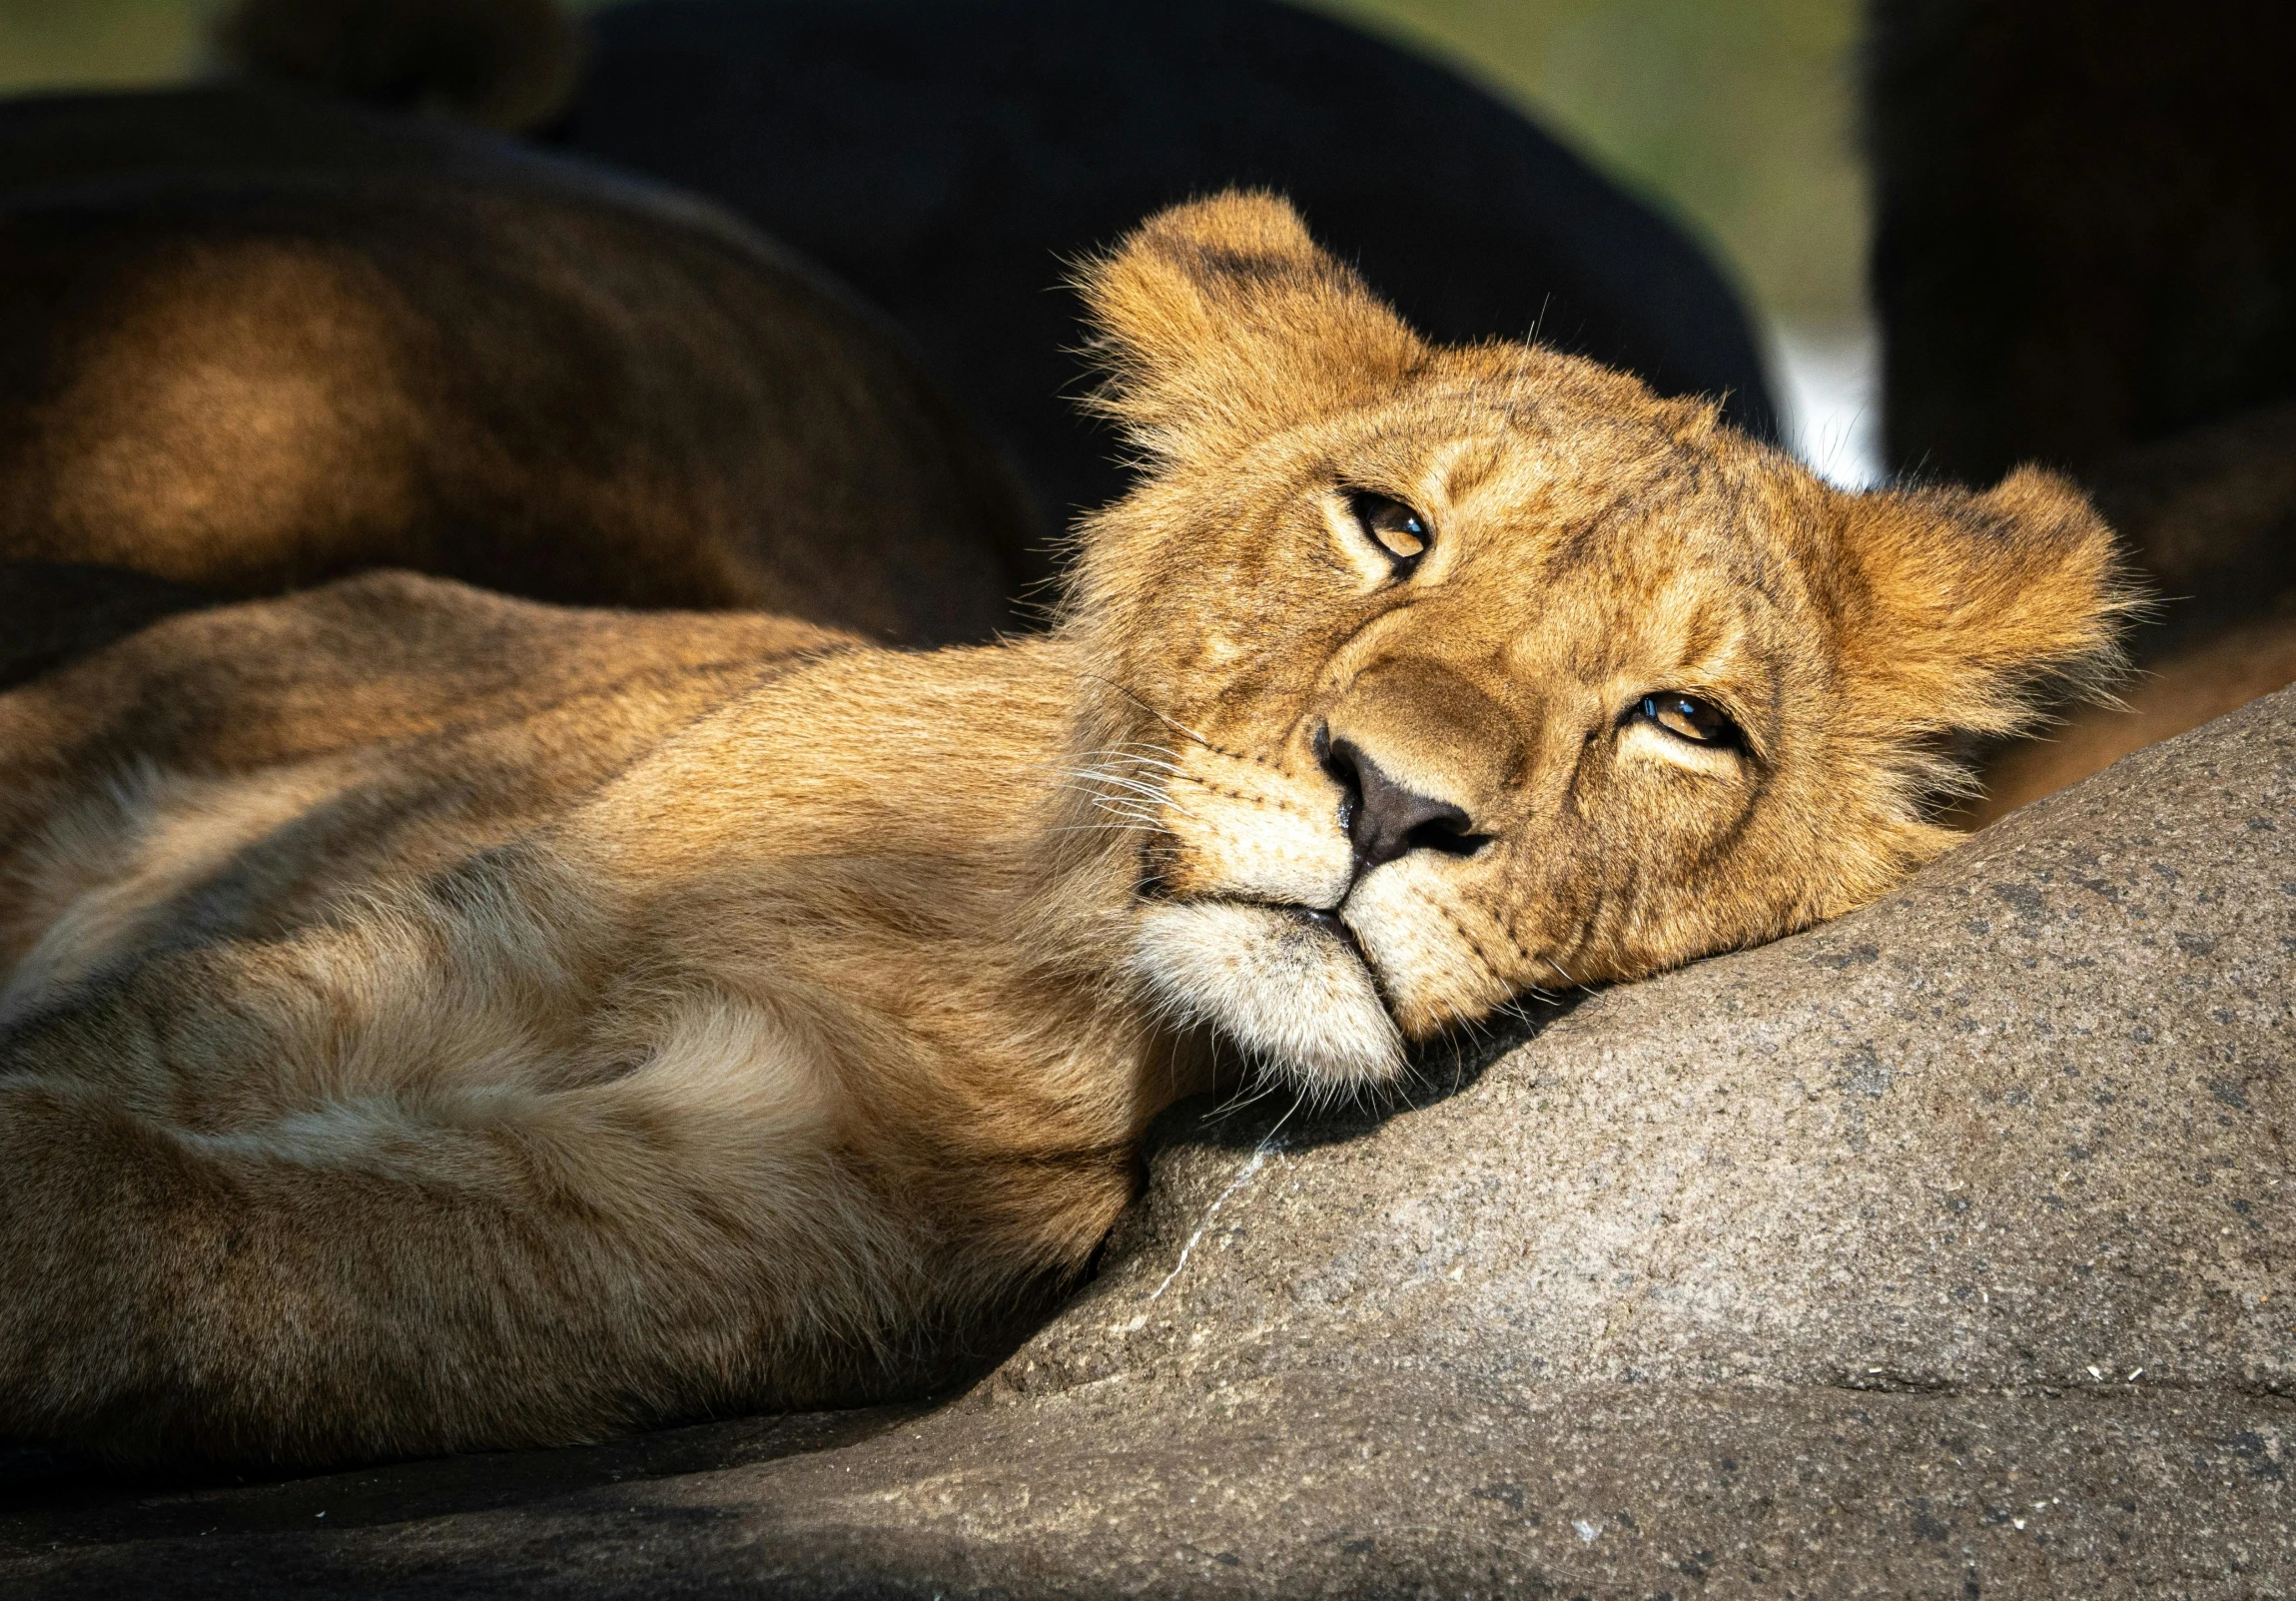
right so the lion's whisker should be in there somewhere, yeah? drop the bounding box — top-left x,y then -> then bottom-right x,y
1072,670 -> 1214,751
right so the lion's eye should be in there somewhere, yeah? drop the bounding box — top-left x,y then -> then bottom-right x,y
1346,490 -> 1430,572
1636,693 -> 1740,746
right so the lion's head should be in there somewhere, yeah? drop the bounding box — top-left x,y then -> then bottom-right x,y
1054,192 -> 2131,1092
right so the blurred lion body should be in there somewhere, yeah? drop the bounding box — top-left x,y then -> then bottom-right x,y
0,194 -> 2128,1465
0,85 -> 1041,644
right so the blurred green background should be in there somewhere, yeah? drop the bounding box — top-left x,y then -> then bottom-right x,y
0,0 -> 1868,329
1312,0 -> 1867,331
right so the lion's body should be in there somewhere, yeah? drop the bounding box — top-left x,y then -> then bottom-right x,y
0,193 -> 2129,1465
1,575 -> 1157,1460
0,84 -> 1041,642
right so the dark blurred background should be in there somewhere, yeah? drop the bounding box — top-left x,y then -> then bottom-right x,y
0,0 -> 1880,484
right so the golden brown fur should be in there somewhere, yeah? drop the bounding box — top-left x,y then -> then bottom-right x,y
0,193 -> 2130,1466
1956,400 -> 2296,825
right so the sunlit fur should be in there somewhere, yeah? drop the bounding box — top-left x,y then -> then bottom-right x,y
0,192 -> 2131,1465
1069,194 -> 2136,1048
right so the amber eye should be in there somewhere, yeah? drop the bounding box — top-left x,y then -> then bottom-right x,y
1636,693 -> 1740,747
1346,490 -> 1431,572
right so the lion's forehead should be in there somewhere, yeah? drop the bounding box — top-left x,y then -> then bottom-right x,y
1192,521 -> 1803,721
1132,384 -> 1835,748
1378,369 -> 1759,471
1326,400 -> 1821,575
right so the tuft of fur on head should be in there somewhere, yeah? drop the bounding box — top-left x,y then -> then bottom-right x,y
215,0 -> 583,132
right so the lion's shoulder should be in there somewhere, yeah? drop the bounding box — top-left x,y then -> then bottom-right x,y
0,571 -> 859,844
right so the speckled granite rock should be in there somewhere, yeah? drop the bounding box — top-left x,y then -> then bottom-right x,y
6,688 -> 2292,1599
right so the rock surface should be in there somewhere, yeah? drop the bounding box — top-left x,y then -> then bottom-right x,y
6,688 -> 2292,1597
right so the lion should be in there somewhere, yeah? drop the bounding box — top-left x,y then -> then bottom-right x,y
0,77 -> 1039,642
0,193 -> 2131,1467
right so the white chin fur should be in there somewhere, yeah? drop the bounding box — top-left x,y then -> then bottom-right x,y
1132,900 -> 1404,1093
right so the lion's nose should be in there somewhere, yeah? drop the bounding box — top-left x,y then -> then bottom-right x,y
1321,736 -> 1482,875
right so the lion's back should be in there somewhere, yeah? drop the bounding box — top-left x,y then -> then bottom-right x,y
0,573 -> 858,980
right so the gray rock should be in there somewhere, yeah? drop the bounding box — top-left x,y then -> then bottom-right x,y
6,687 -> 2292,1598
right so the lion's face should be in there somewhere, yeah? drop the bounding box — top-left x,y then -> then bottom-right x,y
1062,194 -> 2130,1092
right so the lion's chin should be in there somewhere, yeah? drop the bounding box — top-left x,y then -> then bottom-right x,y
1131,899 -> 1405,1093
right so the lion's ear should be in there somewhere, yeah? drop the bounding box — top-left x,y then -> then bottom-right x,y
1834,466 -> 2139,740
1076,191 -> 1424,465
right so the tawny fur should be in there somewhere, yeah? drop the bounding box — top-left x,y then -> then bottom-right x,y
0,193 -> 2131,1466
1953,400 -> 2296,825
